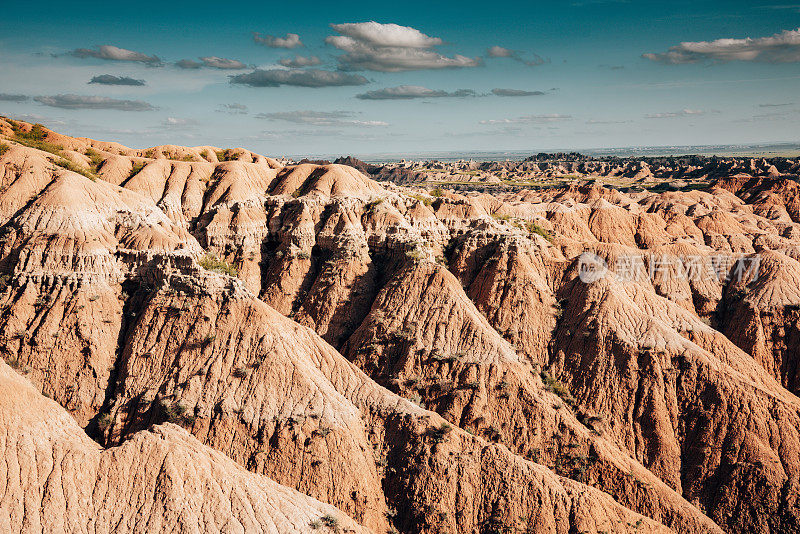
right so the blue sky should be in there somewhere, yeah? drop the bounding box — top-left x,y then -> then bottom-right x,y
1,0 -> 799,157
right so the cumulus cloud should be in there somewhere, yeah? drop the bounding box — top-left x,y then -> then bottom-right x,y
479,114 -> 573,125
34,94 -> 156,111
279,55 -> 322,68
254,33 -> 303,48
217,103 -> 249,114
199,56 -> 248,69
0,93 -> 29,102
356,85 -> 476,100
88,74 -> 146,86
486,45 -> 546,66
491,88 -> 545,96
643,28 -> 800,64
175,59 -> 203,69
645,109 -> 705,119
230,69 -> 368,88
70,45 -> 162,65
325,21 -> 481,72
256,110 -> 388,127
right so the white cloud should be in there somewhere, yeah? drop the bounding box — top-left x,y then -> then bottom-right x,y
70,45 -> 162,65
643,28 -> 800,64
329,22 -> 442,48
254,33 -> 303,48
325,21 -> 481,72
356,85 -> 476,100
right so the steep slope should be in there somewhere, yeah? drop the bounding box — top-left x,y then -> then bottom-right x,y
0,361 -> 370,534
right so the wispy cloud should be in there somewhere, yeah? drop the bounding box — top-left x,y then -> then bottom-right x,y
761,4 -> 800,13
175,59 -> 203,69
479,114 -> 573,124
0,93 -> 30,102
759,102 -> 793,107
491,88 -> 546,97
326,21 -> 481,72
88,74 -> 145,86
256,110 -> 388,126
643,28 -> 800,64
586,119 -> 633,124
279,55 -> 322,68
356,85 -> 476,100
198,56 -> 248,69
69,45 -> 162,66
486,46 -> 546,66
34,94 -> 156,111
175,57 -> 248,69
230,69 -> 368,88
162,117 -> 197,128
217,103 -> 248,114
253,33 -> 303,48
644,108 -> 705,119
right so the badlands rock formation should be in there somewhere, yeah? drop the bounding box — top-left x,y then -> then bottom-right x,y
1,117 -> 800,533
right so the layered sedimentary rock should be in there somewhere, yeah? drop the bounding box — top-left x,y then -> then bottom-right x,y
3,117 -> 800,533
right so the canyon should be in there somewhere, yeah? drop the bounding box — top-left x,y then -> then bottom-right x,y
1,117 -> 800,533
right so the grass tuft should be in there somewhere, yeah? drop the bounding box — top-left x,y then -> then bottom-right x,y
198,254 -> 238,277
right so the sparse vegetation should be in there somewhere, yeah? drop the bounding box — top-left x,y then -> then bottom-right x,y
128,161 -> 147,179
429,187 -> 444,197
540,370 -> 578,408
84,148 -> 104,173
411,194 -> 433,206
526,221 -> 554,243
215,149 -> 238,162
54,158 -> 98,181
231,367 -> 249,379
11,123 -> 64,155
427,422 -> 453,443
0,143 -> 9,156
160,400 -> 196,426
198,254 -> 238,277
364,198 -> 384,213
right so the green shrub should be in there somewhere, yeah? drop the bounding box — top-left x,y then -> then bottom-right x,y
85,148 -> 104,172
160,400 -> 196,426
411,194 -> 433,206
430,187 -> 444,197
427,422 -> 453,443
540,371 -> 577,408
198,254 -> 238,277
320,514 -> 339,529
364,198 -> 383,212
128,161 -> 146,179
11,123 -> 64,155
54,158 -> 97,181
526,222 -> 554,243
0,143 -> 9,156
